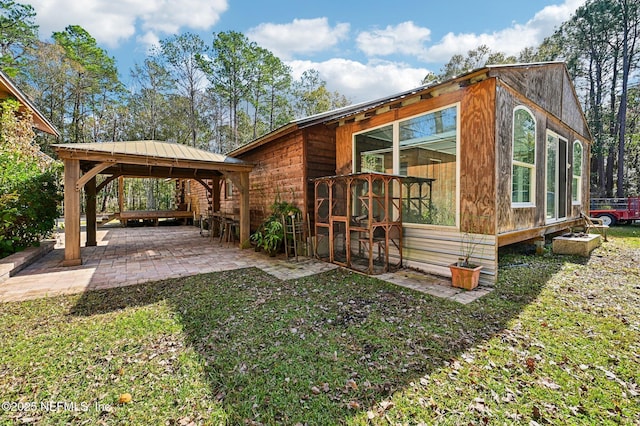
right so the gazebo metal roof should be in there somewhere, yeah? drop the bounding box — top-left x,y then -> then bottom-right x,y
54,140 -> 252,178
54,140 -> 246,164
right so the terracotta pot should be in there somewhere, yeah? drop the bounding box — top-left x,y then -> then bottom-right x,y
449,263 -> 483,290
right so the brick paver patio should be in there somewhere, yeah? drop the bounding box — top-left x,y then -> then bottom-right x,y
0,225 -> 490,304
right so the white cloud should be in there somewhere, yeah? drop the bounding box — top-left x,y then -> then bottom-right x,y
356,21 -> 431,57
137,31 -> 161,52
287,58 -> 430,103
247,18 -> 350,59
423,0 -> 586,63
29,0 -> 228,49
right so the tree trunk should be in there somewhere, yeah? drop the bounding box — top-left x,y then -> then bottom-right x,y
615,0 -> 638,197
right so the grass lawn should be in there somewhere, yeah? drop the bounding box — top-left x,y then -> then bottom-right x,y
1,226 -> 639,425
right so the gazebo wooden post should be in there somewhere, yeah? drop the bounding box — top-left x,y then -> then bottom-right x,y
239,172 -> 250,248
212,176 -> 220,212
118,176 -> 124,213
117,176 -> 125,226
85,176 -> 97,247
63,158 -> 82,266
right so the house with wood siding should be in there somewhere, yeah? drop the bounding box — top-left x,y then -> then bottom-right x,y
196,62 -> 592,285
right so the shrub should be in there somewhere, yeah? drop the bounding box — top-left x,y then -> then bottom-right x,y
0,99 -> 62,258
0,154 -> 62,257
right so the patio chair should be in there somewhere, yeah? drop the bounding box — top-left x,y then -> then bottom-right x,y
581,212 -> 609,242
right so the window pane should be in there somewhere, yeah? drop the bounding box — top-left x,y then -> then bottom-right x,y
573,142 -> 582,176
546,136 -> 557,219
399,106 -> 457,225
354,125 -> 393,173
512,165 -> 532,203
572,142 -> 582,203
514,109 -> 535,164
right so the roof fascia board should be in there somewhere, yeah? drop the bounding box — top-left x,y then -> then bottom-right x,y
0,70 -> 60,137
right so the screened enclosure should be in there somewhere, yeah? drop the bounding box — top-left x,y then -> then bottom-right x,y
314,173 -> 402,274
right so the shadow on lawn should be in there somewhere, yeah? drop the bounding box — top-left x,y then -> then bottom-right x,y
69,250 -> 563,424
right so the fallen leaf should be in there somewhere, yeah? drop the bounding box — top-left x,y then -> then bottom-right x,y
346,379 -> 358,390
502,392 -> 515,403
526,358 -> 536,373
462,352 -> 475,363
178,417 -> 194,426
118,393 -> 132,404
380,400 -> 394,411
348,400 -> 360,409
311,386 -> 321,395
532,405 -> 541,420
538,377 -> 561,390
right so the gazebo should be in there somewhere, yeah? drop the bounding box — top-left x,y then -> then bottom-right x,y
53,141 -> 254,266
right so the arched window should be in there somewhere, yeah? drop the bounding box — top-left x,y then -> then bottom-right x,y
572,141 -> 583,204
512,106 -> 536,206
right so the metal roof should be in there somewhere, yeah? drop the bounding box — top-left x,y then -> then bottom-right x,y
229,61 -> 572,157
54,140 -> 247,165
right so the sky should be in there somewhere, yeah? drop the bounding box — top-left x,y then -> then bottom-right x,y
27,0 -> 586,103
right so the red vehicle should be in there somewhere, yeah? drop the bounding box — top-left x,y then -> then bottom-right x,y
590,197 -> 640,226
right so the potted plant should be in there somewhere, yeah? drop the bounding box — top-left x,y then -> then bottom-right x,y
449,228 -> 485,291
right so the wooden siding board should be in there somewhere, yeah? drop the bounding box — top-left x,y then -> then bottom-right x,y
491,64 -> 591,141
212,125 -> 336,232
304,126 -> 337,225
228,131 -> 306,230
490,64 -> 565,118
495,84 -> 515,233
460,78 -> 496,235
562,72 -> 585,136
189,179 -> 213,217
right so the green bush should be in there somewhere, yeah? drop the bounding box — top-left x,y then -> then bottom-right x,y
0,99 -> 62,258
0,155 -> 61,257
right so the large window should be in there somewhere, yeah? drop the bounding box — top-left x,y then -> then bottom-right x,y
572,141 -> 583,204
512,107 -> 536,206
354,105 -> 458,226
